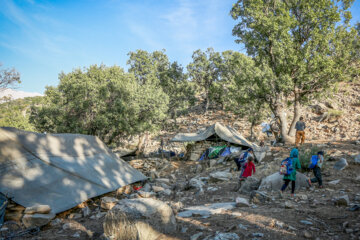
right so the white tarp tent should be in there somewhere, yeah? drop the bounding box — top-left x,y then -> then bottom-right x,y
171,122 -> 264,161
0,127 -> 147,214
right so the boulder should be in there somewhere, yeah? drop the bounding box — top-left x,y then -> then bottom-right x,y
24,205 -> 51,214
235,197 -> 250,207
209,171 -> 232,182
103,198 -> 176,240
334,195 -> 350,206
22,213 -> 55,228
101,197 -> 118,210
333,158 -> 348,171
238,177 -> 260,193
258,172 -> 309,191
189,178 -> 205,191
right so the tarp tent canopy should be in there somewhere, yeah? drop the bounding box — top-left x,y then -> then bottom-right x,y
170,122 -> 261,160
0,127 -> 147,214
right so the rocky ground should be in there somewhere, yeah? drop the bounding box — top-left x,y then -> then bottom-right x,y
4,82 -> 360,240
13,139 -> 359,240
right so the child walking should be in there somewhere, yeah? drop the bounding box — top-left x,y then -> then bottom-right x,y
309,151 -> 324,188
280,148 -> 301,197
233,156 -> 256,191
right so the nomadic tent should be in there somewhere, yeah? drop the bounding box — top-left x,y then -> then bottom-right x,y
0,127 -> 147,214
171,122 -> 262,160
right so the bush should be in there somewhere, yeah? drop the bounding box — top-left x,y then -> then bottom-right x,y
298,146 -> 327,171
327,109 -> 343,118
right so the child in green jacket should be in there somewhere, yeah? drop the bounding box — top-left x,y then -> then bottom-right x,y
280,148 -> 301,197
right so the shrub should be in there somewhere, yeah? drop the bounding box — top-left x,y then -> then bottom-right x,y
298,146 -> 328,171
327,109 -> 343,118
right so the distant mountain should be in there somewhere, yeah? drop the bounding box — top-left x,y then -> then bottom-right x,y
0,88 -> 43,101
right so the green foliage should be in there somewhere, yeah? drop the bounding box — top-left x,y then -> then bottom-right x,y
0,96 -> 43,131
231,0 -> 358,139
30,65 -> 169,144
328,109 -> 343,118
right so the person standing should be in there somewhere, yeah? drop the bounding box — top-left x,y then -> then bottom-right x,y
280,148 -> 301,197
295,117 -> 306,147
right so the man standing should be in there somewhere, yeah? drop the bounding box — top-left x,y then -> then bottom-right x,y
295,117 -> 306,147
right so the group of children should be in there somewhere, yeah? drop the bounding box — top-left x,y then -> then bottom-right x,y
234,147 -> 324,196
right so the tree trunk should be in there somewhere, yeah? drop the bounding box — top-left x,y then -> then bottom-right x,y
135,133 -> 148,156
250,120 -> 257,141
274,104 -> 292,143
204,91 -> 210,113
288,91 -> 301,137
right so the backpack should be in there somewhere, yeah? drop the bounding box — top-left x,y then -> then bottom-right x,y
238,152 -> 248,166
308,155 -> 318,169
280,157 -> 294,175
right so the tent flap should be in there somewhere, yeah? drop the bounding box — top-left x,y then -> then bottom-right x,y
0,127 -> 147,214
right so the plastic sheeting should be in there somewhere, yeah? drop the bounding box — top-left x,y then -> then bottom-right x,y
0,127 -> 147,214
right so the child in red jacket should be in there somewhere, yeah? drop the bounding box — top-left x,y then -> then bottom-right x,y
240,156 -> 256,180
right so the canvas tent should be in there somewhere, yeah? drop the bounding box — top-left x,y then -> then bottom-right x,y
0,127 -> 147,214
171,122 -> 262,160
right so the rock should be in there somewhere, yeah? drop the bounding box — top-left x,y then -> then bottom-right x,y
101,197 -> 118,210
161,189 -> 172,196
354,154 -> 360,164
152,186 -> 165,193
195,164 -> 203,173
213,232 -> 240,240
285,201 -> 295,209
238,224 -> 248,230
82,206 -> 91,217
142,183 -> 152,192
181,227 -> 188,233
252,233 -> 264,237
344,228 -> 353,233
68,213 -> 82,219
103,198 -> 176,240
155,178 -> 170,184
190,178 -> 205,191
210,171 -> 232,182
207,187 -> 218,192
72,232 -> 81,238
297,194 -> 308,201
334,195 -> 350,206
249,191 -> 272,204
22,213 -> 55,228
117,185 -> 132,195
303,230 -> 312,239
333,158 -> 348,171
24,205 -> 51,214
258,172 -> 309,191
312,103 -> 328,115
191,232 -> 203,240
50,218 -> 62,226
300,220 -> 313,225
329,179 -> 341,185
238,177 -> 260,193
209,159 -> 217,168
178,202 -> 236,218
90,212 -> 106,219
235,197 -> 250,207
138,191 -> 156,198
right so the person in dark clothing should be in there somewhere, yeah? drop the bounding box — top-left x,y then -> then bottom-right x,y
295,117 -> 306,147
309,151 -> 324,188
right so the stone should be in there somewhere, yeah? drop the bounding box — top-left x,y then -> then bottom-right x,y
155,178 -> 170,184
103,198 -> 176,240
152,186 -> 165,193
101,197 -> 118,210
50,218 -> 62,226
300,220 -> 313,225
209,171 -> 233,182
297,194 -> 308,201
191,232 -> 203,240
312,103 -> 328,115
207,187 -> 218,192
178,202 -> 236,218
344,228 -> 353,233
249,191 -> 271,204
238,224 -> 248,230
22,213 -> 55,228
72,232 -> 81,238
258,172 -> 309,191
138,191 -> 156,198
24,205 -> 51,214
209,159 -> 217,168
252,233 -> 264,237
142,183 -> 152,192
213,232 -> 240,240
82,206 -> 91,217
354,154 -> 360,164
303,230 -> 312,239
334,195 -> 350,206
238,177 -> 260,194
285,201 -> 295,209
161,189 -> 172,196
68,213 -> 82,219
333,158 -> 348,171
181,227 -> 188,233
329,179 -> 341,185
190,178 -> 205,191
235,197 -> 250,207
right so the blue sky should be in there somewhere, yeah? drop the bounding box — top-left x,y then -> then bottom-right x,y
1,0 -> 359,94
